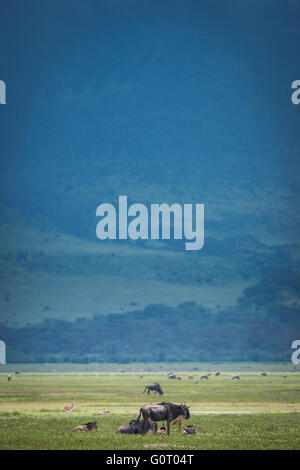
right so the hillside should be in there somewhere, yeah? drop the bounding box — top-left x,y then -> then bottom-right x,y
0,0 -> 299,338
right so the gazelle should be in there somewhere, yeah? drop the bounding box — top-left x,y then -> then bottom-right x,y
103,409 -> 110,415
64,400 -> 76,416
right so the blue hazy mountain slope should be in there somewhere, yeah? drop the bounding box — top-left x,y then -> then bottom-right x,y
0,0 -> 299,327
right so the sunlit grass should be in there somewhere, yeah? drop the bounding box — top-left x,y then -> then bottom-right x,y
0,368 -> 299,449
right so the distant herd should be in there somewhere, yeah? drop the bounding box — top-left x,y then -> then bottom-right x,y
71,370 -> 251,436
26,369 -> 269,437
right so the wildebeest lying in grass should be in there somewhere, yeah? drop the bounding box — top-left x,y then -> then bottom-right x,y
74,422 -> 97,431
117,419 -> 157,434
183,425 -> 196,434
143,382 -> 163,395
137,402 -> 190,435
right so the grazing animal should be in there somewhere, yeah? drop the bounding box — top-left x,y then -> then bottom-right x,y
215,372 -> 220,376
167,373 -> 177,379
74,422 -> 97,431
200,375 -> 209,380
143,382 -> 164,395
232,375 -> 240,380
117,419 -> 157,434
137,402 -> 190,435
103,409 -> 110,415
7,375 -> 12,382
183,425 -> 196,434
261,372 -> 267,376
177,376 -> 182,380
187,375 -> 194,379
64,400 -> 76,416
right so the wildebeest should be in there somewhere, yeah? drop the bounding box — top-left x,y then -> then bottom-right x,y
261,372 -> 267,376
200,375 -> 209,380
232,375 -> 240,380
183,425 -> 196,434
117,419 -> 157,434
167,373 -> 177,379
7,375 -> 12,382
137,402 -> 190,435
215,372 -> 220,376
74,422 -> 97,431
143,382 -> 163,395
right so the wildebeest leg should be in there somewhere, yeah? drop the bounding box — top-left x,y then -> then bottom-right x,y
178,417 -> 182,433
167,420 -> 171,436
147,388 -> 150,395
143,387 -> 147,394
141,419 -> 148,435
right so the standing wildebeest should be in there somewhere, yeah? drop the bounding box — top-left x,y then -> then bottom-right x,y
158,401 -> 187,432
117,419 -> 157,434
137,402 -> 190,435
232,374 -> 240,380
200,375 -> 209,380
143,382 -> 163,395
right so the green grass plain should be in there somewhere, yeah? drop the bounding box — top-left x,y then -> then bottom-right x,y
0,363 -> 300,449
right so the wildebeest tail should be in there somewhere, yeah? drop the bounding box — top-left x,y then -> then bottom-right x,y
137,408 -> 142,421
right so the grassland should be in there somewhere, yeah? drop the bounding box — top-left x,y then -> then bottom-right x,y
0,364 -> 300,449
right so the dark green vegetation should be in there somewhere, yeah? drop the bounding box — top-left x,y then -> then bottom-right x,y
0,1 -> 300,366
0,370 -> 299,449
1,298 -> 299,362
